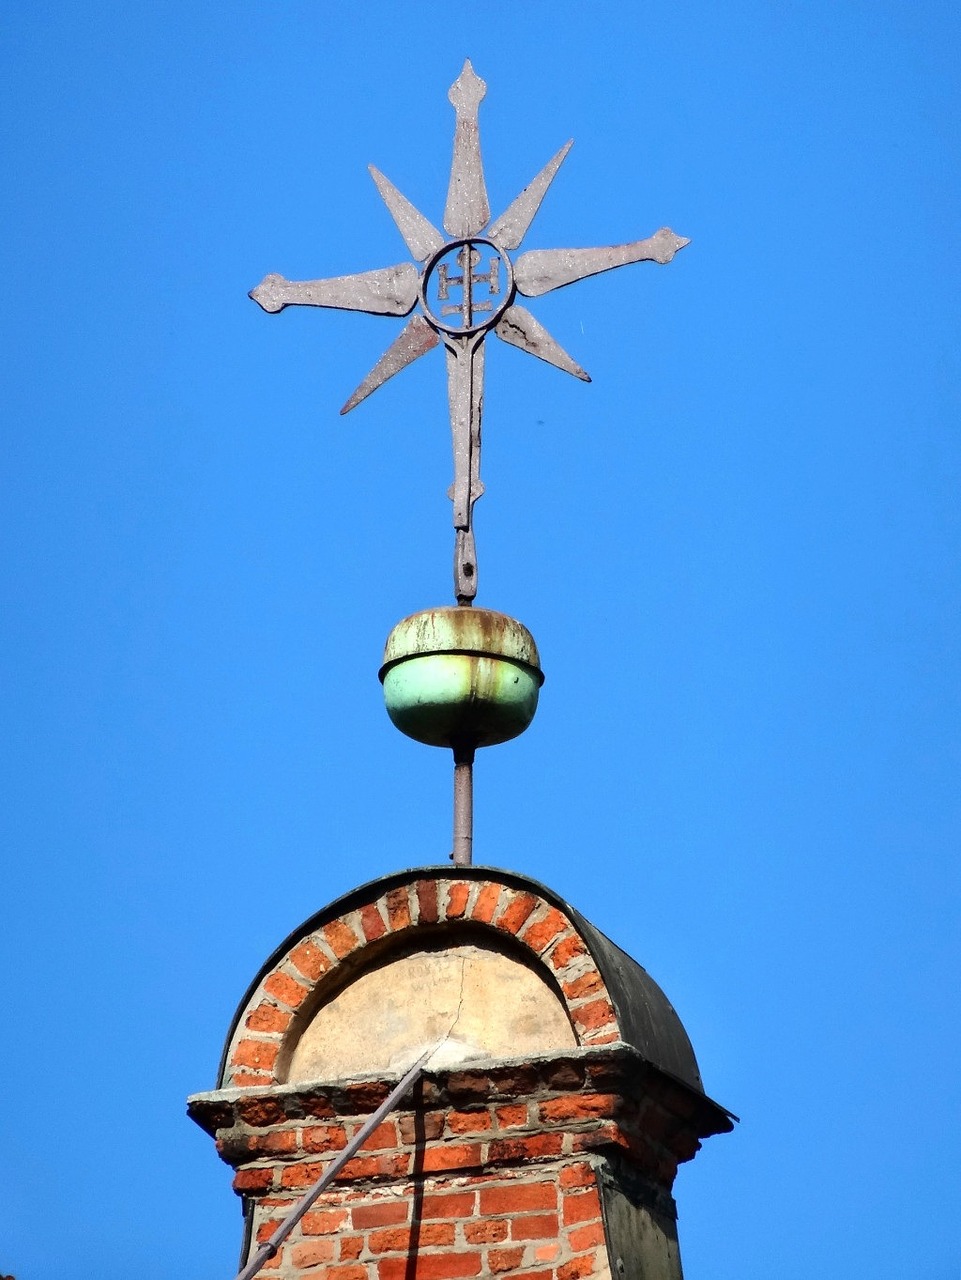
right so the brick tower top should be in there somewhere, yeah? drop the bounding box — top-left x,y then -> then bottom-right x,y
190,868 -> 732,1280
206,867 -> 719,1099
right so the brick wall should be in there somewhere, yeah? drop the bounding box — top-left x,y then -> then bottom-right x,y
248,1162 -> 605,1280
191,871 -> 732,1280
191,1051 -> 714,1280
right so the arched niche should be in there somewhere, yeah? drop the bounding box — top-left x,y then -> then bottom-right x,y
283,932 -> 577,1082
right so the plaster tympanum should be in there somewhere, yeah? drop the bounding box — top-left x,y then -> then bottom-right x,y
285,940 -> 576,1081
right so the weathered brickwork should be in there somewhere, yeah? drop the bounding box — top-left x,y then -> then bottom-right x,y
191,872 -> 733,1280
190,1050 -> 718,1280
225,880 -> 619,1089
246,1163 -> 604,1280
199,1055 -> 704,1195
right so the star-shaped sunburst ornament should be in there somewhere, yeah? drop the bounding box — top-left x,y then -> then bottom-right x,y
251,60 -> 688,603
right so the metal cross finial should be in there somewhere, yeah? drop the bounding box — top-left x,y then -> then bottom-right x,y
251,59 -> 689,604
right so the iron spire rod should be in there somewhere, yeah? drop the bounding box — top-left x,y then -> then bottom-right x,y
232,1051 -> 430,1280
451,744 -> 475,866
249,61 -> 689,872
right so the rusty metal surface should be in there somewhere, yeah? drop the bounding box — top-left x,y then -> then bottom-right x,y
495,304 -> 590,381
250,59 -> 688,607
379,606 -> 542,671
445,338 -> 484,601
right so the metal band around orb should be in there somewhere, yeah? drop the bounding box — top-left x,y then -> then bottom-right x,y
379,647 -> 544,684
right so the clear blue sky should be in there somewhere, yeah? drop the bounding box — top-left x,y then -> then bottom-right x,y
2,4 -> 959,1277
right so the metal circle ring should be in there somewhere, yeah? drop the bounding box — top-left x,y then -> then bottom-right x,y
419,237 -> 514,337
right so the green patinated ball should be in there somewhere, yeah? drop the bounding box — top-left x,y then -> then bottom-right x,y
379,607 -> 544,749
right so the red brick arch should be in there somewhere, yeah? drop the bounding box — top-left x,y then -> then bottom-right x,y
224,876 -> 620,1088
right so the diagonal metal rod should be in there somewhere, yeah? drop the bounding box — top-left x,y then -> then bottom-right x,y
232,1051 -> 430,1280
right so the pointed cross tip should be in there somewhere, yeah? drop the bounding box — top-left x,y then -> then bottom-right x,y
340,385 -> 370,414
449,59 -> 486,108
250,274 -> 285,313
661,230 -> 691,254
368,163 -> 395,188
367,163 -> 389,193
652,228 -> 691,263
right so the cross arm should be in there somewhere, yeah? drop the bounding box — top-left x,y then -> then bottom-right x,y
341,315 -> 440,415
249,263 -> 420,316
513,228 -> 689,298
494,304 -> 590,381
